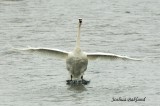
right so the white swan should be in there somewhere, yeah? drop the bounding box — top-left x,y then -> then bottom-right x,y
17,18 -> 140,81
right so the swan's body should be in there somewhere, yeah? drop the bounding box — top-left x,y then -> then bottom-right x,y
66,48 -> 88,80
17,19 -> 140,81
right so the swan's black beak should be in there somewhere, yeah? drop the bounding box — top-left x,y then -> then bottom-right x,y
79,18 -> 82,24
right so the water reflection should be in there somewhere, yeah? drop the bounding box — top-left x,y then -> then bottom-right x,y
67,84 -> 87,93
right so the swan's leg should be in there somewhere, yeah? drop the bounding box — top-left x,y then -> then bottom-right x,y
81,76 -> 89,85
71,75 -> 73,81
81,76 -> 83,81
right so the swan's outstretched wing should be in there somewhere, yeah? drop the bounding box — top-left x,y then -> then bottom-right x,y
87,52 -> 141,61
16,47 -> 68,59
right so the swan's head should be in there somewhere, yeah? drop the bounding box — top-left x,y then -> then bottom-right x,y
79,18 -> 82,24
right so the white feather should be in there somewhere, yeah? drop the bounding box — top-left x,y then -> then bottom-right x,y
87,52 -> 141,61
15,47 -> 68,59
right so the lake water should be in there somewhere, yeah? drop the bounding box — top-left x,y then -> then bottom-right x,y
0,0 -> 160,106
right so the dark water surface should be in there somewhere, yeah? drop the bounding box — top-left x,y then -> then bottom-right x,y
0,0 -> 160,106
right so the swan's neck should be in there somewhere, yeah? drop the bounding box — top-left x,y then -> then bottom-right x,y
76,23 -> 81,49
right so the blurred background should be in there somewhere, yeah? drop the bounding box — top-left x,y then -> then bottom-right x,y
0,0 -> 160,106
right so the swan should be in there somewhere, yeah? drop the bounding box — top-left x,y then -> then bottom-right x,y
17,18 -> 140,82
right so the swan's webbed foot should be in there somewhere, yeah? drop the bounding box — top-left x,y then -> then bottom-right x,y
82,79 -> 90,85
66,76 -> 90,85
66,75 -> 90,85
